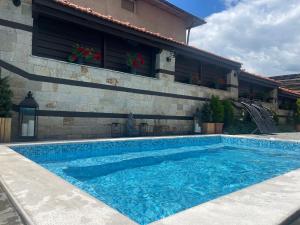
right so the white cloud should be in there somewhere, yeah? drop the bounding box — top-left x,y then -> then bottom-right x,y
190,0 -> 300,76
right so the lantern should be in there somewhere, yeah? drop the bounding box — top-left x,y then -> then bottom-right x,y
19,91 -> 38,140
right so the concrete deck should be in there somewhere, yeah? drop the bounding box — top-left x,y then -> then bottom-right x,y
0,186 -> 23,225
0,134 -> 300,225
246,132 -> 300,141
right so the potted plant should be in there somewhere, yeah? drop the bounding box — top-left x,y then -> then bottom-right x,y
294,99 -> 300,131
0,75 -> 13,142
222,99 -> 234,129
126,52 -> 145,74
201,102 -> 215,134
68,44 -> 102,64
211,95 -> 224,134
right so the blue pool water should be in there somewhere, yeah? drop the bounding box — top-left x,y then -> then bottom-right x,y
12,136 -> 300,225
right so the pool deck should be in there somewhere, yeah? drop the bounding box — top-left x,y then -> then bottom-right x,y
0,134 -> 300,225
0,185 -> 24,225
245,132 -> 300,140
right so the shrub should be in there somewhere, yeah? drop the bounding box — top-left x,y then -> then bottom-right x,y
0,75 -> 13,118
210,95 -> 224,123
201,102 -> 212,123
294,99 -> 300,124
222,99 -> 234,127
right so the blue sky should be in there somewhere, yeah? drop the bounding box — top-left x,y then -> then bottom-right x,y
186,0 -> 300,76
167,0 -> 226,18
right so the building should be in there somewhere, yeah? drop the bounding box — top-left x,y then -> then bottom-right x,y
271,74 -> 300,94
0,0 -> 298,141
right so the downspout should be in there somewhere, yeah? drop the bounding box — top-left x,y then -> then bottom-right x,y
186,27 -> 191,45
186,20 -> 195,45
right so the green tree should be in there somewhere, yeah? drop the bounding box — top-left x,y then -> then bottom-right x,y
210,95 -> 224,123
222,99 -> 234,127
201,102 -> 212,123
294,99 -> 300,124
0,75 -> 13,117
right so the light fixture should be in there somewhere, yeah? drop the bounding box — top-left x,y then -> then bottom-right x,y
12,0 -> 21,7
18,91 -> 39,140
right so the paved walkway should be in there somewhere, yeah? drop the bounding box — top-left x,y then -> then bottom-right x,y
0,186 -> 24,225
246,132 -> 300,140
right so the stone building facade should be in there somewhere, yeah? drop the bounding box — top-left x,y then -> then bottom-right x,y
0,0 -> 298,141
0,0 -> 238,141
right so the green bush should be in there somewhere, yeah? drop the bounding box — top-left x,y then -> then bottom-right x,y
201,102 -> 212,123
0,75 -> 13,118
294,99 -> 300,124
222,99 -> 234,127
210,95 -> 224,123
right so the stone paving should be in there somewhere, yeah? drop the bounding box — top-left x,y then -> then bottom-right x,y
0,186 -> 23,225
247,132 -> 300,140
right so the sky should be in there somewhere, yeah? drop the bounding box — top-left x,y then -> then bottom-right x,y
168,0 -> 300,77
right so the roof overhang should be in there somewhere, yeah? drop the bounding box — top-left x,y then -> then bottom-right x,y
32,0 -> 240,70
239,71 -> 280,89
278,88 -> 300,100
271,74 -> 300,81
147,0 -> 206,28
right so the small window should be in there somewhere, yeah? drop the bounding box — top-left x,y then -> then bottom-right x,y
122,0 -> 135,13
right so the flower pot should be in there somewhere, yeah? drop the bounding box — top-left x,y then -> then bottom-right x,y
202,123 -> 215,134
296,124 -> 300,132
0,117 -> 11,143
215,123 -> 224,134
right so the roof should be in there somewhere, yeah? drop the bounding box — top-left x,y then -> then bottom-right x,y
279,87 -> 300,98
34,0 -> 241,69
152,0 -> 206,28
239,71 -> 280,88
271,73 -> 300,81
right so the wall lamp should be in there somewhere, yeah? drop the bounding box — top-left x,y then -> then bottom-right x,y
12,0 -> 21,7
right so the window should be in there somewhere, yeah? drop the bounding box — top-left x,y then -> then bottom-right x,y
122,0 -> 135,13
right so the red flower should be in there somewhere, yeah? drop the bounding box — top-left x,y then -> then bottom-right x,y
132,59 -> 138,68
83,49 -> 90,57
140,58 -> 145,65
71,54 -> 77,62
137,53 -> 142,59
77,47 -> 84,52
93,52 -> 102,61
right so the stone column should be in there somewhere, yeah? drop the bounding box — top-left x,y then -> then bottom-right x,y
155,50 -> 175,82
226,70 -> 239,100
270,88 -> 278,112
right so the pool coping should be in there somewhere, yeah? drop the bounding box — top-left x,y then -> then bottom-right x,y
0,134 -> 300,225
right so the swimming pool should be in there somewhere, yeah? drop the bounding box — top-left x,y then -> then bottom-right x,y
11,136 -> 300,225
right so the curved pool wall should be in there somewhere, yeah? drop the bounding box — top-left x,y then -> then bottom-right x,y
10,136 -> 300,225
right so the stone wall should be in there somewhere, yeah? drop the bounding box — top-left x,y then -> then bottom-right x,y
0,0 -> 236,141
